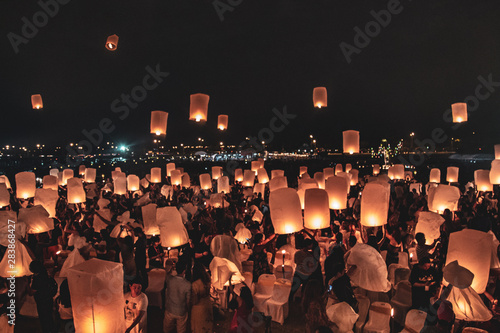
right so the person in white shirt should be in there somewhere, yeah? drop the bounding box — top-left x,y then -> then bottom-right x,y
124,278 -> 148,333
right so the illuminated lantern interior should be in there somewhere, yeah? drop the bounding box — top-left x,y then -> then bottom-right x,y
34,188 -> 58,218
323,167 -> 334,179
15,171 -> 36,199
126,175 -> 140,191
166,163 -> 176,177
189,93 -> 209,122
157,207 -> 189,248
217,114 -> 228,130
257,168 -> 269,184
0,239 -> 33,278
234,169 -> 244,182
150,110 -> 168,136
181,173 -> 190,188
253,183 -> 265,196
271,170 -> 284,179
446,166 -> 459,183
218,176 -> 230,193
313,87 -> 327,108
297,179 -> 319,209
49,169 -> 59,177
150,167 -> 162,183
251,161 -> 260,172
42,175 -> 58,191
269,176 -> 288,192
212,166 -> 222,180
429,168 -> 441,183
313,172 -> 325,189
360,182 -> 390,227
83,168 -> 96,183
170,170 -> 182,186
451,102 -> 467,123
199,173 -> 212,190
343,130 -> 360,154
18,205 -> 53,234
62,169 -> 74,186
345,163 -> 352,173
242,170 -> 255,187
373,164 -> 380,176
335,164 -> 343,175
299,166 -> 308,177
67,178 -> 86,204
349,169 -> 359,186
105,34 -> 119,51
142,204 -> 159,235
78,165 -> 86,176
325,176 -> 349,210
336,172 -> 352,194
474,169 -> 492,192
31,94 -> 43,109
269,188 -> 303,234
495,144 -> 500,160
427,184 -> 460,214
304,188 -> 330,229
113,176 -> 127,195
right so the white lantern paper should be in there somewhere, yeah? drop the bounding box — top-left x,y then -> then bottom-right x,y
298,179 -> 319,210
157,207 -> 189,248
446,167 -> 459,183
269,188 -> 303,234
126,175 -> 140,191
234,169 -> 243,182
393,165 -> 405,180
0,240 -> 33,278
78,165 -> 86,176
429,168 -> 441,183
495,144 -> 500,160
15,172 -> 36,199
150,167 -> 162,183
360,182 -> 390,227
209,256 -> 244,289
253,183 -> 265,197
150,110 -> 168,136
346,243 -> 391,292
269,176 -> 287,192
257,168 -> 269,184
84,168 -> 96,183
0,175 -> 11,189
343,130 -> 360,154
67,259 -> 125,333
271,170 -> 284,179
209,193 -> 227,208
337,172 -> 352,194
474,170 -> 492,191
62,169 -> 74,186
325,176 -> 349,210
451,102 -> 467,123
323,168 -> 334,179
31,94 -> 43,109
313,172 -> 325,189
217,114 -> 228,130
111,171 -> 125,181
166,163 -> 176,177
234,227 -> 252,244
105,34 -> 119,51
349,169 -> 359,186
34,188 -> 58,218
160,185 -> 173,199
448,286 -> 493,322
242,170 -> 255,187
168,169 -> 181,186
299,166 -> 308,176
212,166 -> 223,180
141,204 -> 159,235
189,93 -> 209,122
181,173 -> 190,188
67,178 -> 86,204
304,189 -> 330,230
345,164 -> 352,173
113,176 -> 127,195
42,175 -> 58,190
313,87 -> 327,108
373,164 -> 380,176
490,160 -> 500,185
18,205 -> 53,234
199,173 -> 212,190
0,184 -> 9,208
251,161 -> 260,173
415,212 -> 445,245
427,184 -> 460,214
49,169 -> 59,177
218,176 -> 230,194
335,164 -> 343,175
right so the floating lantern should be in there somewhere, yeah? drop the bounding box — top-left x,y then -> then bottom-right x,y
126,175 -> 140,191
257,168 -> 269,184
31,94 -> 43,109
253,183 -> 265,196
474,169 -> 492,192
217,114 -> 228,130
335,164 -> 343,175
212,166 -> 223,180
67,178 -> 86,204
150,167 -> 162,183
199,173 -> 212,190
166,162 -> 176,177
234,169 -> 243,182
427,184 -> 460,214
349,169 -> 359,186
170,170 -> 182,186
113,176 -> 127,195
269,176 -> 287,192
373,164 -> 380,176
388,164 -> 405,180
325,176 -> 349,210
323,167 -> 334,179
78,165 -> 86,176
181,173 -> 190,188
446,167 -> 459,183
360,182 -> 390,227
189,93 -> 209,122
269,188 -> 303,234
345,164 -> 352,173
242,170 -> 255,187
415,211 -> 445,245
15,172 -> 36,199
451,102 -> 467,123
62,169 -> 74,186
18,205 -> 53,234
446,229 -> 492,294
314,172 -> 325,189
105,34 -> 119,51
429,168 -> 441,183
490,160 -> 500,185
495,144 -> 500,160
150,111 -> 168,136
304,189 -> 330,229
67,259 -> 126,333
251,161 -> 260,172
82,168 -> 95,183
271,170 -> 284,179
218,176 -> 230,193
343,130 -> 360,154
157,207 -> 189,247
299,166 -> 308,177
313,87 -> 327,108
142,204 -> 159,235
34,188 -> 57,218
42,175 -> 58,191
0,184 -> 9,208
298,180 -> 319,210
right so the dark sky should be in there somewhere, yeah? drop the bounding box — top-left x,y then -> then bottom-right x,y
1,0 -> 500,151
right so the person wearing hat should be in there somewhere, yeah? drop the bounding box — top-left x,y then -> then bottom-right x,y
410,257 -> 437,311
124,277 -> 148,333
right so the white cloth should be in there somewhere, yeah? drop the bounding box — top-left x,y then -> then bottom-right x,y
267,278 -> 292,325
346,244 -> 391,292
326,302 -> 358,333
210,235 -> 242,272
124,292 -> 148,333
59,248 -> 85,278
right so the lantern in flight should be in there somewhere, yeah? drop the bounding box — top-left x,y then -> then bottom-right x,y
218,176 -> 230,193
269,188 -> 303,234
212,166 -> 222,180
67,178 -> 86,204
451,102 -> 467,123
242,170 -> 255,187
150,168 -> 162,183
360,182 -> 390,227
126,175 -> 140,191
349,169 -> 359,186
150,111 -> 168,136
304,189 -> 330,229
313,87 -> 327,108
373,164 -> 380,176
31,94 -> 43,109
217,115 -> 228,130
234,169 -> 243,182
446,167 -> 459,183
166,163 -> 176,177
199,173 -> 212,190
325,176 -> 349,210
257,168 -> 269,184
427,184 -> 460,214
157,207 -> 189,248
429,168 -> 441,183
170,170 -> 182,186
343,130 -> 359,154
475,169 -> 492,192
15,172 -> 36,199
189,93 -> 209,122
105,34 -> 119,51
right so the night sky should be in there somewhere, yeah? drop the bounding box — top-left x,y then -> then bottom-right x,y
1,0 -> 500,152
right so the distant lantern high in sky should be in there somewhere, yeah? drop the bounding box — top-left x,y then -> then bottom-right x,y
313,87 -> 327,108
451,102 -> 467,123
150,111 -> 168,136
343,130 -> 359,154
105,34 -> 119,51
217,114 -> 228,130
31,94 -> 43,109
189,93 -> 209,122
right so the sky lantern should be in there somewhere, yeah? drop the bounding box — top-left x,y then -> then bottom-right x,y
313,87 -> 327,108
415,211 -> 445,245
257,158 -> 265,169
345,163 -> 352,173
427,184 -> 460,214
31,94 -> 43,109
446,166 -> 459,183
170,170 -> 182,186
474,169 -> 492,192
84,168 -> 96,183
141,204 -> 159,235
313,172 -> 325,189
0,176 -> 11,190
298,179 -> 319,209
452,102 -> 467,123
15,172 -> 36,199
269,176 -> 287,192
199,173 -> 212,190
495,144 -> 500,160
18,205 -> 53,234
212,166 -> 222,180
49,169 -> 59,177
105,34 -> 119,51
336,172 -> 352,194
360,182 -> 390,227
126,175 -> 140,191
349,169 -> 359,186
271,170 -> 284,179
257,168 -> 269,184
343,130 -> 360,154
113,176 -> 127,195
269,188 -> 303,234
335,164 -> 343,175
34,188 -> 58,218
373,164 -> 380,176
0,184 -> 9,208
218,176 -> 230,193
251,161 -> 260,172
253,183 -> 265,196
304,188 -> 330,229
42,175 -> 58,191
67,259 -> 125,333
234,169 -> 243,182
429,168 -> 441,183
62,169 -> 74,186
490,160 -> 500,185
0,239 -> 32,278
181,173 -> 190,188
157,207 -> 189,248
78,165 -> 86,176
243,170 -> 255,187
323,167 -> 334,179
446,229 -> 492,294
299,166 -> 308,177
388,164 -> 405,180
217,114 -> 228,130
166,162 -> 176,177
189,93 -> 209,122
325,176 -> 349,210
67,178 -> 86,204
111,170 -> 125,181
150,167 -> 162,183
150,111 -> 168,136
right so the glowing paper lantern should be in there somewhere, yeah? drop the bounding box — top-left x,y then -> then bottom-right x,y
181,173 -> 190,188
67,178 -> 86,204
451,102 -> 467,123
189,93 -> 209,122
360,182 -> 390,227
257,158 -> 265,169
235,227 -> 252,244
429,168 -> 441,183
34,188 -> 58,218
313,87 -> 327,108
427,184 -> 460,214
197,173 -> 210,190
78,165 -> 86,176
251,161 -> 260,172
234,169 -> 243,182
313,172 -> 325,189
325,176 -> 349,210
15,172 -> 36,199
0,184 -> 9,208
150,111 -> 168,136
269,188 -> 303,234
269,176 -> 288,192
217,176 -> 230,193
0,239 -> 33,278
210,193 -> 227,208
298,179 -> 319,209
415,212 -> 445,245
31,94 -> 43,109
18,205 -> 53,234
345,164 -> 352,173
82,168 -> 95,183
113,176 -> 127,195
323,168 -> 334,179
299,166 -> 308,176
0,175 -> 11,189
150,167 -> 162,183
253,183 -> 265,197
209,256 -> 245,289
446,166 -> 459,183
242,170 -> 255,187
257,168 -> 269,184
337,172 -> 352,193
335,164 -> 343,175
42,175 -> 58,191
388,165 -> 405,180
448,285 -> 492,322
67,259 -> 125,333
212,166 -> 223,180
445,229 -> 492,294
126,175 -> 140,191
474,170 -> 492,192
166,163 -> 176,177
105,34 -> 119,51
495,144 -> 500,160
142,204 -> 159,235
157,207 -> 189,247
49,169 -> 59,177
373,164 -> 380,176
271,170 -> 285,179
217,114 -> 228,130
343,130 -> 360,154
170,170 -> 182,186
304,189 -> 330,229
349,169 -> 359,186
490,160 -> 500,185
